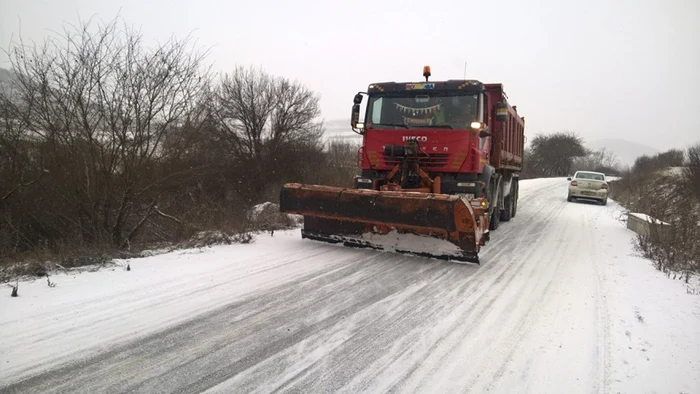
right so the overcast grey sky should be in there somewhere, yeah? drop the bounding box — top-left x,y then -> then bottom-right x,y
1,0 -> 698,150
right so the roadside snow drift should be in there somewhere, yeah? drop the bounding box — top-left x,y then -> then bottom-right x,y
1,178 -> 698,394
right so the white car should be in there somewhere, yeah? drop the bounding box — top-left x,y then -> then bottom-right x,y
567,171 -> 609,205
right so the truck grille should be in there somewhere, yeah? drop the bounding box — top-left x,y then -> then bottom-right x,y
380,153 -> 450,170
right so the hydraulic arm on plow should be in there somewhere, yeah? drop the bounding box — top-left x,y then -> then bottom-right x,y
280,67 -> 525,263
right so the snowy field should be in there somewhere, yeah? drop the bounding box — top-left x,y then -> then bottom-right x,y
1,178 -> 698,393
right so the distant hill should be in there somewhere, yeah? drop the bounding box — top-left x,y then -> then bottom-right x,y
0,67 -> 17,93
587,139 -> 659,168
0,67 -> 14,83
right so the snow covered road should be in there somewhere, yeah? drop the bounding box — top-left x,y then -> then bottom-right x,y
1,178 -> 698,393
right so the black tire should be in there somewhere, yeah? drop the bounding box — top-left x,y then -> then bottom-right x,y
500,182 -> 514,222
602,198 -> 608,206
489,179 -> 501,231
567,194 -> 573,202
511,180 -> 519,218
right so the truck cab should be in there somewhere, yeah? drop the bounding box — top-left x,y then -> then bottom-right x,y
352,78 -> 491,197
350,66 -> 525,229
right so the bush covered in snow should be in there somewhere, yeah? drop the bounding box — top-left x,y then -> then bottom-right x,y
181,231 -> 252,249
247,202 -> 302,231
609,144 -> 700,280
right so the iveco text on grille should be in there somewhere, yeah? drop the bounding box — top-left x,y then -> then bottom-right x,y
402,136 -> 428,142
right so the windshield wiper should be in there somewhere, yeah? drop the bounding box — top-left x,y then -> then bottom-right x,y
370,123 -> 409,129
412,124 -> 453,129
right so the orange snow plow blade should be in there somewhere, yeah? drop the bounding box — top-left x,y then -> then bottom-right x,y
279,183 -> 488,263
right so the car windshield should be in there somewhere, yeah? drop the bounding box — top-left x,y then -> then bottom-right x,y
575,172 -> 605,181
366,93 -> 479,129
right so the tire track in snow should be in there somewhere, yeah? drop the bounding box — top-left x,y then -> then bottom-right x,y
231,181 -> 575,393
378,187 -> 573,393
261,183 -> 574,393
476,200 -> 587,392
470,198 -> 611,393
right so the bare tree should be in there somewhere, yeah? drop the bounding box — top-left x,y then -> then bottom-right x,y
212,66 -> 323,161
210,66 -> 324,201
1,15 -> 210,256
632,149 -> 684,175
527,132 -> 587,177
572,148 -> 621,174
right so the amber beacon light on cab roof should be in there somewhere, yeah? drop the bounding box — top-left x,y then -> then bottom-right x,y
280,66 -> 525,264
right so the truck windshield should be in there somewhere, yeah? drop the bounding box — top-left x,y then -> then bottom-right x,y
366,93 -> 479,129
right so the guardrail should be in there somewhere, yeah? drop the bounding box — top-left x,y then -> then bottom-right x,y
627,212 -> 670,237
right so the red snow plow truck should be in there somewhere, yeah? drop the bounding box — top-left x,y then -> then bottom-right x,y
279,67 -> 525,263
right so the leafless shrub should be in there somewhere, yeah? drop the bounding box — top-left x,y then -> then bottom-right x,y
247,202 -> 296,230
632,149 -> 684,175
1,15 -> 210,259
324,140 -> 360,186
621,143 -> 700,279
683,143 -> 700,199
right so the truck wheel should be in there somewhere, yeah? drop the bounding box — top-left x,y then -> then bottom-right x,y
489,180 -> 501,231
500,183 -> 514,222
511,180 -> 519,218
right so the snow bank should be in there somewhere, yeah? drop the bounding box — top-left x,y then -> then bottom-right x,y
601,216 -> 700,393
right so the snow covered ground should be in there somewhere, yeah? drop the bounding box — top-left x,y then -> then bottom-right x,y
1,178 -> 698,393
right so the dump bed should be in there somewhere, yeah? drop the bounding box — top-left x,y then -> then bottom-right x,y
484,84 -> 525,172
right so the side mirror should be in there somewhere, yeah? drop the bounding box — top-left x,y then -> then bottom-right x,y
495,102 -> 508,122
353,93 -> 363,105
351,92 -> 365,134
351,104 -> 360,129
567,177 -> 572,181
